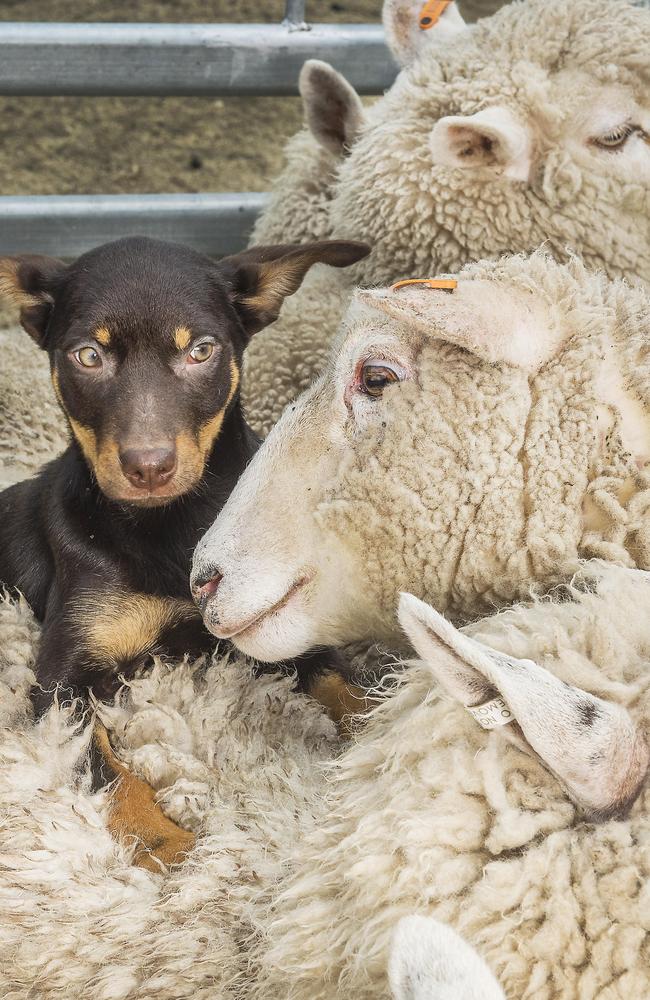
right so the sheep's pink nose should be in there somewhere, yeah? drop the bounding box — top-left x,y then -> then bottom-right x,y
120,446 -> 177,490
191,572 -> 222,613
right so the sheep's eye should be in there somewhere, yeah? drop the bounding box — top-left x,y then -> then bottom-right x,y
73,346 -> 102,369
360,362 -> 401,397
592,124 -> 635,150
188,342 -> 214,364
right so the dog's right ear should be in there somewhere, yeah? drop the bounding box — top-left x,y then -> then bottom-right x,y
0,254 -> 67,347
218,240 -> 371,337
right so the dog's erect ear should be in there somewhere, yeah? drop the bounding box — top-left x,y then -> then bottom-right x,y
398,593 -> 650,820
0,254 -> 67,347
299,60 -> 366,158
218,240 -> 371,337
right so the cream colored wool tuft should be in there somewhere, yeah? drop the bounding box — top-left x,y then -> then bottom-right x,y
0,593 -> 336,1000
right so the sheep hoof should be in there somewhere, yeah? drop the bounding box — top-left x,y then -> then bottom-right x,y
92,721 -> 196,872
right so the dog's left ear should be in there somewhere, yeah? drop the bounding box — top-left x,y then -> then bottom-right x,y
0,254 -> 67,347
218,240 -> 371,337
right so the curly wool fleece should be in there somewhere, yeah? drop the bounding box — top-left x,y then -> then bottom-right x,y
0,593 -> 338,1000
244,0 -> 650,433
2,563 -> 649,999
248,562 -> 650,1000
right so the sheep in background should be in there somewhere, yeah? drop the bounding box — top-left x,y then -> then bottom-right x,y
245,0 -> 650,433
246,561 -> 650,1000
192,251 -> 650,644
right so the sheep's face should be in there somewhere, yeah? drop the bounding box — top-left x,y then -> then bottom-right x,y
305,0 -> 650,286
192,265 -> 589,659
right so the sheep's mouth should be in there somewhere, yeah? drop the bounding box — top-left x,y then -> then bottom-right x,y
208,576 -> 310,641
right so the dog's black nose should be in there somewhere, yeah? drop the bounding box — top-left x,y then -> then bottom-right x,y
191,570 -> 222,613
119,446 -> 177,490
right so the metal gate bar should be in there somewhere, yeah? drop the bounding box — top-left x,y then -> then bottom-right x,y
0,193 -> 270,258
0,22 -> 393,97
0,2 -> 390,256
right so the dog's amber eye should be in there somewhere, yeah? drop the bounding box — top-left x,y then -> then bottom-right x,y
188,342 -> 214,364
74,347 -> 102,369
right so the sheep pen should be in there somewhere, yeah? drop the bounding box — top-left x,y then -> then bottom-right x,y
2,0 -> 649,479
1,2 -> 649,996
2,251 -> 650,997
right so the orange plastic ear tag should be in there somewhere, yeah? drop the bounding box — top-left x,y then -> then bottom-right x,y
418,0 -> 453,30
392,278 -> 458,292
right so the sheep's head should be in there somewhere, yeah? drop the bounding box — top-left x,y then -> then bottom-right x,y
191,253 -> 650,659
301,0 -> 650,284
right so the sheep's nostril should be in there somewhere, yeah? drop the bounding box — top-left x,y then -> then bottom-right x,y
191,572 -> 223,612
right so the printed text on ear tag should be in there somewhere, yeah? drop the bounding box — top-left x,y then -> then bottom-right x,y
392,278 -> 458,292
466,696 -> 515,730
418,0 -> 453,30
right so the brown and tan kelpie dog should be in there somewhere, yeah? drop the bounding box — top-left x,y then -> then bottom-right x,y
0,234 -> 369,870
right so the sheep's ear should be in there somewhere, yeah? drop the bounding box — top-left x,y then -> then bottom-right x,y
398,593 -> 650,820
0,254 -> 67,347
389,915 -> 505,1000
299,60 -> 366,158
383,0 -> 468,66
356,279 -> 563,372
218,240 -> 370,337
431,107 -> 533,181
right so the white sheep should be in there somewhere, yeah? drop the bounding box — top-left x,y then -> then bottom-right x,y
245,560 -> 650,999
4,253 -> 650,999
0,596 -> 504,1000
192,250 -> 650,651
244,0 -> 650,433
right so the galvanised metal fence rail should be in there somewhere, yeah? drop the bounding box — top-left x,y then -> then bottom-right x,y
0,0 -> 394,257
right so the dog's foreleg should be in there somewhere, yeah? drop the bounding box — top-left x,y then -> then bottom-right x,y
90,720 -> 196,873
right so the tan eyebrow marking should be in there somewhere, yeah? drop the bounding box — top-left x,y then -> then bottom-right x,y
174,325 -> 192,351
94,326 -> 111,346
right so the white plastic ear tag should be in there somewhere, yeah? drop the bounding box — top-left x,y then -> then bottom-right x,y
466,696 -> 514,730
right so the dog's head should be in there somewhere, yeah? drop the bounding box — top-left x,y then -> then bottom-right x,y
0,236 -> 369,506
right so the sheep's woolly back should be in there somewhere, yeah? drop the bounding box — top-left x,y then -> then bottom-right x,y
0,327 -> 67,488
248,562 -> 650,1000
250,130 -> 341,247
0,594 -> 337,1000
1,562 -> 649,997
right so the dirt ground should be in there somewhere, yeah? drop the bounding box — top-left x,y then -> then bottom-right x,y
0,0 -> 382,198
0,0 -> 506,198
